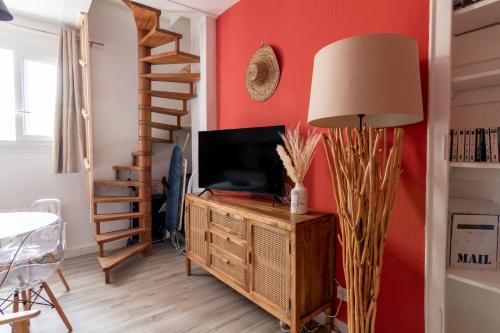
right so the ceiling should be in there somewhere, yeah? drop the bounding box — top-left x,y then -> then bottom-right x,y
3,0 -> 239,22
133,0 -> 239,17
4,0 -> 93,25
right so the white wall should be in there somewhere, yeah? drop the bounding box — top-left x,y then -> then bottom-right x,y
0,13 -> 94,257
0,0 -> 197,256
191,16 -> 217,191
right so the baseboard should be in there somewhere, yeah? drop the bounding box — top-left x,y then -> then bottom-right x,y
64,243 -> 98,258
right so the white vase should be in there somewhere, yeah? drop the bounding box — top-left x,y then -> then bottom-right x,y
290,182 -> 308,214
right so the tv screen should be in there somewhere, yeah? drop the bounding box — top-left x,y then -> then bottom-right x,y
199,125 -> 285,196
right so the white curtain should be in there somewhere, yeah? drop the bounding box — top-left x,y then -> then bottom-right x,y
53,29 -> 86,173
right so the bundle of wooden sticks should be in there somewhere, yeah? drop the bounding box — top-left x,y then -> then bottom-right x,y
322,127 -> 404,333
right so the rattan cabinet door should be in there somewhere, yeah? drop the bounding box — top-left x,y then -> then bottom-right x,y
249,222 -> 290,317
186,203 -> 209,264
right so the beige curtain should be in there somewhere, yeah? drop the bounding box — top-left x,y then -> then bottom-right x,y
53,29 -> 86,173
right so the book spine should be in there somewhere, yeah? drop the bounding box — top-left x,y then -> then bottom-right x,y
452,129 -> 458,162
492,128 -> 499,163
470,129 -> 476,162
481,128 -> 487,162
475,129 -> 481,162
458,129 -> 465,162
464,129 -> 470,162
449,130 -> 453,161
486,128 -> 491,162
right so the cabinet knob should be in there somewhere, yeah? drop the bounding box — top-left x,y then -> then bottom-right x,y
225,212 -> 230,217
224,259 -> 230,265
226,237 -> 231,242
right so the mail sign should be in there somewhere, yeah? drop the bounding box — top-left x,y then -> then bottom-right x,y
449,214 -> 499,270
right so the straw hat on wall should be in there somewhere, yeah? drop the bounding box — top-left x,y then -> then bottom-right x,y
245,45 -> 281,102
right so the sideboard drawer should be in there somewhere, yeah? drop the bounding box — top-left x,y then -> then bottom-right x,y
210,231 -> 247,264
209,248 -> 247,290
209,208 -> 247,239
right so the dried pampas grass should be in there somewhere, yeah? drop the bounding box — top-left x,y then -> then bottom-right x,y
277,124 -> 320,183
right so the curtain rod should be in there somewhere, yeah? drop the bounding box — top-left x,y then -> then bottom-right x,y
4,22 -> 104,47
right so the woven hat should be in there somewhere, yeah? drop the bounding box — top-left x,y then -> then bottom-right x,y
245,45 -> 280,102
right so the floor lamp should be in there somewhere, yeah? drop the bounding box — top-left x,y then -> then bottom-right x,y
307,34 -> 424,333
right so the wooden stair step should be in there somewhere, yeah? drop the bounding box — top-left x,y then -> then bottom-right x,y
93,196 -> 143,204
140,50 -> 200,65
150,122 -> 180,131
140,90 -> 197,101
97,242 -> 148,271
112,165 -> 145,172
94,180 -> 142,187
150,137 -> 173,144
139,73 -> 200,83
95,228 -> 146,245
94,212 -> 144,223
140,106 -> 188,116
126,1 -> 160,30
139,28 -> 182,48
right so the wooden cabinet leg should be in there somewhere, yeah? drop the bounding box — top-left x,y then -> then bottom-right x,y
290,322 -> 300,333
105,271 -> 111,284
185,257 -> 191,276
42,282 -> 73,332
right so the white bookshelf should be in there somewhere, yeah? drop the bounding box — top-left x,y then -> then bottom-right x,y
454,0 -> 500,35
450,161 -> 500,169
446,1 -> 500,330
447,269 -> 500,294
452,68 -> 500,91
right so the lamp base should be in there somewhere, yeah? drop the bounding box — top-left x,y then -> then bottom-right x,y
322,127 -> 404,333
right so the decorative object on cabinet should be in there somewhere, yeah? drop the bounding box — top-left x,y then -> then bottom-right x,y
449,214 -> 499,270
276,124 -> 320,214
245,44 -> 280,102
307,33 -> 424,333
184,193 -> 335,333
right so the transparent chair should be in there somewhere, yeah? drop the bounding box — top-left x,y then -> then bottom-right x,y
29,199 -> 70,291
30,199 -> 62,219
0,221 -> 72,332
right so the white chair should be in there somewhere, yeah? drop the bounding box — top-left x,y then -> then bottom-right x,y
0,221 -> 72,332
29,199 -> 70,292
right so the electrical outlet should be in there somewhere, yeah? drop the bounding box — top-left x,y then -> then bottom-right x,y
337,286 -> 347,302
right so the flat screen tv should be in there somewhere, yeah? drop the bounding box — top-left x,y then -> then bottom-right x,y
199,125 -> 285,196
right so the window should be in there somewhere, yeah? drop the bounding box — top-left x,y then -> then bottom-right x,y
0,47 -> 57,142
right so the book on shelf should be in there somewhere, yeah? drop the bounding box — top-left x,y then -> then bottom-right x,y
449,127 -> 500,163
485,128 -> 491,162
452,129 -> 458,162
470,129 -> 476,162
458,130 -> 465,162
465,129 -> 470,162
491,128 -> 499,163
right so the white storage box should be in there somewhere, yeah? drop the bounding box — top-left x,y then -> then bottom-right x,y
449,214 -> 499,270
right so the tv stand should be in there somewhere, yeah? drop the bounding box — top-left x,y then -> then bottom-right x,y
184,193 -> 335,333
197,188 -> 214,197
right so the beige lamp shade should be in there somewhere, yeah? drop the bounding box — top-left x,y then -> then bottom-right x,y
308,33 -> 423,128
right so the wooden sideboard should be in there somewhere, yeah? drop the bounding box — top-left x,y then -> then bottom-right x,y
185,193 -> 335,333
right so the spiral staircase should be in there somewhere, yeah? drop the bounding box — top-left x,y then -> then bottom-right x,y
91,0 -> 200,283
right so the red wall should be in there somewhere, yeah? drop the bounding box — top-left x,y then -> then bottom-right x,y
216,1 -> 428,332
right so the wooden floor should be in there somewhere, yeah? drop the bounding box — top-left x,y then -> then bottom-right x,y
0,243 -> 327,333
